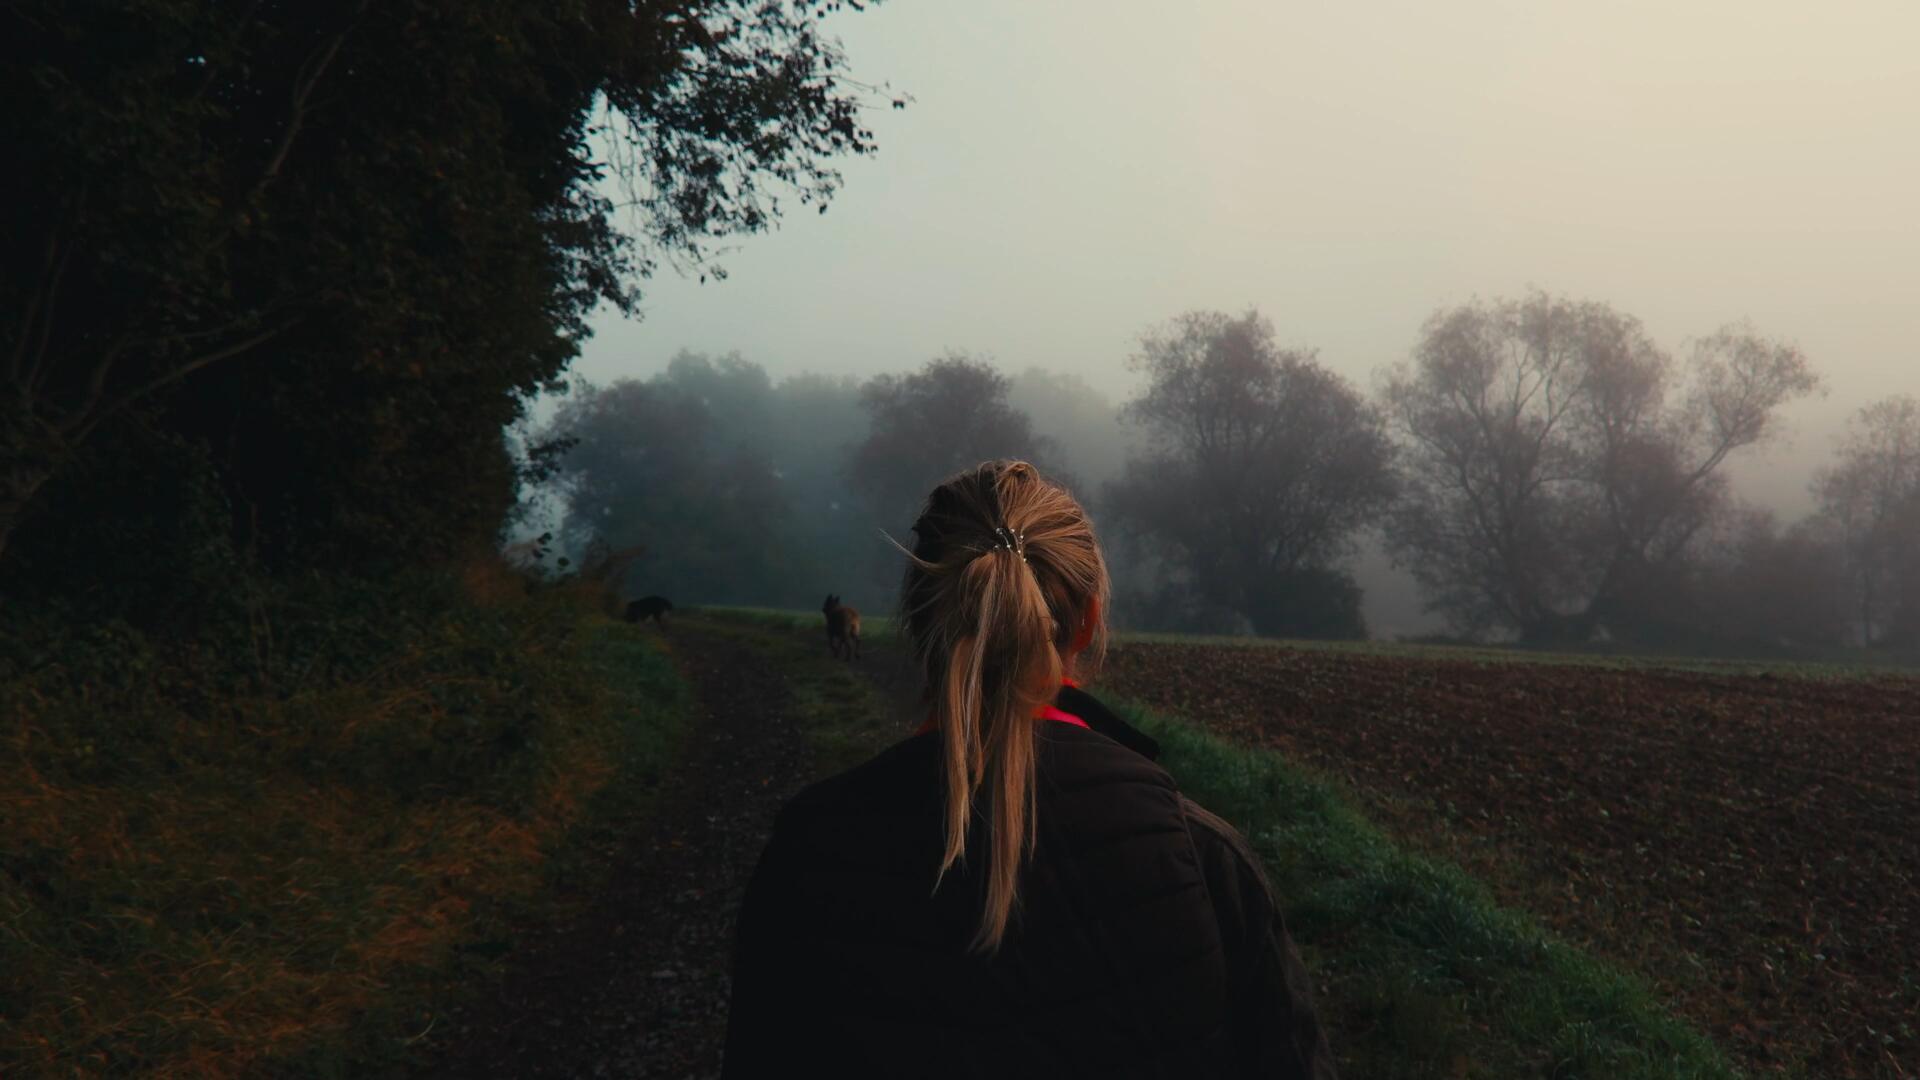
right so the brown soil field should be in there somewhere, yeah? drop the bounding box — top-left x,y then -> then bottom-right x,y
1100,642 -> 1920,1079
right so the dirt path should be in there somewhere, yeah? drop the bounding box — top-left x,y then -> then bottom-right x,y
416,623 -> 812,1079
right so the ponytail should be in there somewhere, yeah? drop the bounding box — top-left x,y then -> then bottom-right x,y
898,461 -> 1109,953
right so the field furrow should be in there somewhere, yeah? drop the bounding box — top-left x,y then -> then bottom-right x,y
1102,642 -> 1920,1079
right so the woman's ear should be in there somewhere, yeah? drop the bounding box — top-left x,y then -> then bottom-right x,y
1070,595 -> 1100,655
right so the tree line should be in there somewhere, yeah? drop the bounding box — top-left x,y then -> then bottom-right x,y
6,5 -> 1913,658
538,294 -> 1920,656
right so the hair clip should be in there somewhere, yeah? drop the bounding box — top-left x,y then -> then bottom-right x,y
992,525 -> 1027,563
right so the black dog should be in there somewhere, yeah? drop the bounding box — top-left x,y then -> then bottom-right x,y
624,595 -> 674,625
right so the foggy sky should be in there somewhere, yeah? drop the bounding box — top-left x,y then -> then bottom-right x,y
562,1 -> 1920,630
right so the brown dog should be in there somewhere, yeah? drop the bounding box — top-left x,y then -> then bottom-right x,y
823,594 -> 861,661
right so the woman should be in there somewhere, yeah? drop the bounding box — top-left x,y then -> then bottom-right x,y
722,460 -> 1334,1078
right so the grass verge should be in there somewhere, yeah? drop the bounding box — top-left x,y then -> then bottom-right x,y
1124,702 -> 1741,1080
0,569 -> 694,1078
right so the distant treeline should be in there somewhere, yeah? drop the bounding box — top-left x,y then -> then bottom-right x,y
4,3 -> 1915,659
532,299 -> 1920,657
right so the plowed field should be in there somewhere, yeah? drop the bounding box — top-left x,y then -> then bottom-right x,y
1101,642 -> 1920,1079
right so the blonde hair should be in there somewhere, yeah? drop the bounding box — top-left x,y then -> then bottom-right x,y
897,460 -> 1110,953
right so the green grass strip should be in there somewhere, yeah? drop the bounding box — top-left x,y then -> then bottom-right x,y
1127,703 -> 1741,1080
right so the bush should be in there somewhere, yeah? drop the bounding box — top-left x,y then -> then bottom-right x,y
1243,566 -> 1369,640
0,420 -> 246,632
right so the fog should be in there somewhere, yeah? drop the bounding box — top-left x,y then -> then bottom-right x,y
556,0 -> 1920,638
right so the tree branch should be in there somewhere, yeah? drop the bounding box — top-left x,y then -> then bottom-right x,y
253,3 -> 371,198
23,242 -> 77,396
71,322 -> 292,442
13,184 -> 87,391
9,231 -> 60,385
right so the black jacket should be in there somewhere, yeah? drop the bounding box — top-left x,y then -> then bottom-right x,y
721,686 -> 1335,1078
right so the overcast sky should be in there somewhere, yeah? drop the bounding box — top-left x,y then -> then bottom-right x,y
569,0 -> 1920,518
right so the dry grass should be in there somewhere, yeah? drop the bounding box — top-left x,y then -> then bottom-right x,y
0,563 -> 686,1077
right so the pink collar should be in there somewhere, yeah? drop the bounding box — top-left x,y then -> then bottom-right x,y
1036,703 -> 1089,728
915,683 -> 1086,735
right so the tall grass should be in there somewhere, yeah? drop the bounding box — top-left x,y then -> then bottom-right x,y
0,563 -> 692,1077
1129,705 -> 1741,1079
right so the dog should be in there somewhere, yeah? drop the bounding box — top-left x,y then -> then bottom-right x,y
823,594 -> 861,660
624,595 -> 674,625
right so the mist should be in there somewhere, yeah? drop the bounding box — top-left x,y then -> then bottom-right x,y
535,0 -> 1918,640
12,6 -> 1920,1074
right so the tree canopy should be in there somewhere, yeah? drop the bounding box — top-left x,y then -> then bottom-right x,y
1380,291 -> 1820,644
850,354 -> 1057,528
544,374 -> 792,605
532,352 -> 878,609
1,0 -> 886,589
1105,310 -> 1393,638
1814,394 -> 1920,646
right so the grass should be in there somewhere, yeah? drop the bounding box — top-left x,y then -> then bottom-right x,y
0,566 -> 696,1078
690,612 -> 1745,1079
673,613 -> 907,775
520,622 -> 695,906
1127,702 -> 1742,1079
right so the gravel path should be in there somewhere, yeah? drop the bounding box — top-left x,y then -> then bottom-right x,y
416,623 -> 811,1079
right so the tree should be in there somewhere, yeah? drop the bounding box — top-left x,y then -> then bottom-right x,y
531,355 -> 882,610
756,370 -> 872,598
1694,508 -> 1850,653
541,378 -> 793,606
656,350 -> 778,444
849,355 -> 1056,528
1104,310 -> 1394,638
1814,395 -> 1920,647
1,1 -> 886,568
1380,291 -> 1820,644
1005,367 -> 1134,495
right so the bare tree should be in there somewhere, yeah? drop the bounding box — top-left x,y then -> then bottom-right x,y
1105,310 -> 1394,637
1381,291 -> 1819,644
1814,395 -> 1920,647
